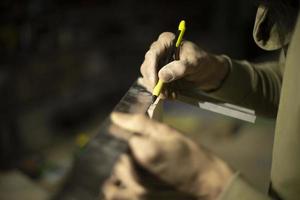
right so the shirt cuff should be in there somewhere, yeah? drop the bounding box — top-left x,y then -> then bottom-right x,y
217,172 -> 271,200
209,55 -> 255,105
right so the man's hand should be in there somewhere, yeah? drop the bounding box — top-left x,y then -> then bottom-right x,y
140,32 -> 230,98
102,112 -> 234,200
102,154 -> 147,200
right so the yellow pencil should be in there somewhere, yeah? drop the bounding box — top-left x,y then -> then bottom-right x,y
152,20 -> 186,103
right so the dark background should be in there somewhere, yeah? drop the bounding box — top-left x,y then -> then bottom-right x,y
0,0 -> 273,175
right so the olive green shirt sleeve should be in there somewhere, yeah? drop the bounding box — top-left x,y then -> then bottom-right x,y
210,57 -> 282,117
218,173 -> 271,200
218,13 -> 300,200
269,12 -> 300,200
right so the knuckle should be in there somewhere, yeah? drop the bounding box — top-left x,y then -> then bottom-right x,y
140,62 -> 146,76
182,40 -> 193,47
140,143 -> 160,165
158,124 -> 173,135
158,32 -> 175,41
133,114 -> 147,124
181,41 -> 197,55
150,41 -> 159,49
166,61 -> 187,78
144,50 -> 155,59
181,60 -> 192,72
149,42 -> 163,56
177,61 -> 188,73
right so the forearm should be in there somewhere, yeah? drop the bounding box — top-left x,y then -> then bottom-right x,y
210,56 -> 282,118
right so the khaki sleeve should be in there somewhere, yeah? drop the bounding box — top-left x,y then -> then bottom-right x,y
218,173 -> 272,200
269,13 -> 300,200
209,56 -> 282,117
218,13 -> 300,200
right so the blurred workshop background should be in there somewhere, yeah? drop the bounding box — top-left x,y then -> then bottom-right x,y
0,0 -> 278,199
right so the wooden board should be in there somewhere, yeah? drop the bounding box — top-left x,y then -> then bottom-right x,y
54,79 -> 153,200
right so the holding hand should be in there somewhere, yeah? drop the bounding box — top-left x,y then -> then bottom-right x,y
102,113 -> 234,200
140,32 -> 230,98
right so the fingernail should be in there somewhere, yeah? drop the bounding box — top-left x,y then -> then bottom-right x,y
111,112 -> 124,123
160,69 -> 174,82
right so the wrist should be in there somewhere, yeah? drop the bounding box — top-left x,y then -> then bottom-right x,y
194,157 -> 234,200
206,54 -> 231,92
217,54 -> 231,83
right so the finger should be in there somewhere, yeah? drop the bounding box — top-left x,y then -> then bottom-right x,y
140,50 -> 158,87
108,123 -> 133,141
111,112 -> 178,138
102,182 -> 136,200
158,60 -> 194,83
140,32 -> 175,88
129,136 -> 161,168
113,154 -> 145,193
111,112 -> 175,138
111,112 -> 157,137
158,40 -> 209,83
138,77 -> 153,93
154,32 -> 175,55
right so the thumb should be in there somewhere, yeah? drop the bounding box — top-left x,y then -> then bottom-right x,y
158,60 -> 192,83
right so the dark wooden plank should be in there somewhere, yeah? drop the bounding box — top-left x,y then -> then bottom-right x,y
53,80 -> 153,200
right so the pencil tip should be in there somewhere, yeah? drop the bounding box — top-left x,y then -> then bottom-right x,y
152,95 -> 157,103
